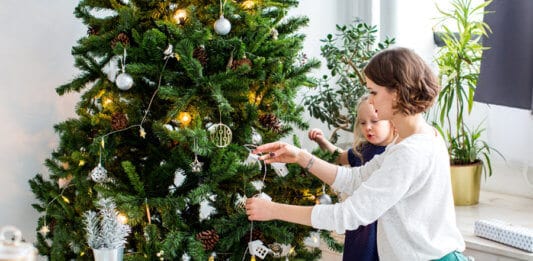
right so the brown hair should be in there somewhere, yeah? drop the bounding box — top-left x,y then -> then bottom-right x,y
363,47 -> 440,115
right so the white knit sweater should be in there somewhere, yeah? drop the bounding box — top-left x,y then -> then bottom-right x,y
311,133 -> 465,260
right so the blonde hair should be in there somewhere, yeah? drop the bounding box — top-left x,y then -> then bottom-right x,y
351,95 -> 371,161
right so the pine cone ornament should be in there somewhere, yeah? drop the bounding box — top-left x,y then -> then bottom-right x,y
231,57 -> 252,70
87,26 -> 98,36
111,32 -> 130,48
243,229 -> 265,243
196,229 -> 220,250
259,113 -> 282,133
193,46 -> 208,67
111,112 -> 129,131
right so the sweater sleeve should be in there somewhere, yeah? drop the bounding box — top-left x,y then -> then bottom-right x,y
311,143 -> 425,233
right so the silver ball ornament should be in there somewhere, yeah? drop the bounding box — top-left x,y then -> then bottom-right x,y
90,163 -> 108,183
318,193 -> 332,204
116,72 -> 134,90
251,128 -> 262,145
214,15 -> 231,35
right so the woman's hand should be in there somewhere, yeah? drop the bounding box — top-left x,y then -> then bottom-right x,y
245,197 -> 275,221
253,141 -> 302,164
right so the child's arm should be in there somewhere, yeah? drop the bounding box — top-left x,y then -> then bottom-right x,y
308,128 -> 351,165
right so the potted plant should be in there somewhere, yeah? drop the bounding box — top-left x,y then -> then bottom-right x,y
304,20 -> 394,143
433,0 -> 502,205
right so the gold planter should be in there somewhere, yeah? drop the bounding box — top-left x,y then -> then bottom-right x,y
450,162 -> 482,206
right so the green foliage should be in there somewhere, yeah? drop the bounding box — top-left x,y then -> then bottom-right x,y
30,0 -> 328,260
304,20 -> 394,142
433,0 -> 502,177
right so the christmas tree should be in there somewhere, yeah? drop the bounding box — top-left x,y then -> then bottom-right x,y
29,0 -> 342,260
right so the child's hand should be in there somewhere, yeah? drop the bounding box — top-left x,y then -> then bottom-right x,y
308,128 -> 325,142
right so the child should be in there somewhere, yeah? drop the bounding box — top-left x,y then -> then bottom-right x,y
308,95 -> 395,261
246,47 -> 466,260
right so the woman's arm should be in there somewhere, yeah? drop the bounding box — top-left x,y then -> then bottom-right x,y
245,198 -> 313,226
254,142 -> 339,186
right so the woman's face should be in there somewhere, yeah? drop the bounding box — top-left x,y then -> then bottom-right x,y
366,78 -> 397,120
357,100 -> 394,146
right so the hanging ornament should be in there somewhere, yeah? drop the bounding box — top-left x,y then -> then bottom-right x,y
248,240 -> 270,259
90,163 -> 108,183
163,44 -> 174,60
58,175 -> 73,189
214,15 -> 231,35
193,46 -> 208,67
317,184 -> 332,205
270,28 -> 279,40
271,162 -> 289,177
39,225 -> 50,236
116,48 -> 134,90
208,252 -> 216,261
111,112 -> 129,131
234,194 -> 247,211
268,243 -> 292,258
251,128 -> 262,145
231,55 -> 252,70
214,0 -> 231,35
195,229 -> 220,250
259,113 -> 282,133
208,123 -> 232,148
87,26 -> 99,36
190,138 -> 204,172
111,32 -> 130,49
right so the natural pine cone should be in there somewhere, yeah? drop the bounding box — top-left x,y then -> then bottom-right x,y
259,113 -> 282,133
111,112 -> 129,131
111,32 -> 130,48
87,26 -> 98,36
196,229 -> 219,250
193,46 -> 208,67
231,57 -> 252,70
243,229 -> 265,243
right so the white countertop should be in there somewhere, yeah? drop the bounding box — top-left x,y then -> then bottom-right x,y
455,190 -> 533,260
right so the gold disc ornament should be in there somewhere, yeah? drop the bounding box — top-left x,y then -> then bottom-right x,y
208,123 -> 232,148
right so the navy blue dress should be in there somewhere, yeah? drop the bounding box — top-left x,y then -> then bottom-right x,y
343,143 -> 386,261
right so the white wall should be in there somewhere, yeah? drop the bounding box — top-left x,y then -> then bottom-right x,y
0,0 -> 531,248
0,0 -> 83,243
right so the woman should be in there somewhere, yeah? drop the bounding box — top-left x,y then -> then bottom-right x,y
246,47 -> 466,260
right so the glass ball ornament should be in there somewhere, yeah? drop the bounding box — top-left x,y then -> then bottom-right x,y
214,15 -> 231,35
251,128 -> 262,145
317,193 -> 332,204
90,163 -> 108,183
116,72 -> 134,90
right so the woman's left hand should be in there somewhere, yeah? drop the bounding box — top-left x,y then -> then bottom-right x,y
245,197 -> 275,221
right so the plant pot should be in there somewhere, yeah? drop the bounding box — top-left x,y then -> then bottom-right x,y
92,247 -> 123,261
450,162 -> 482,206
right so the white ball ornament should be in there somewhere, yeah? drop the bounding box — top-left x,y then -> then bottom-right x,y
116,72 -> 134,90
214,15 -> 231,35
90,163 -> 108,183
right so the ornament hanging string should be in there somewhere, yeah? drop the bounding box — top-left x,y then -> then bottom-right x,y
241,144 -> 269,261
96,49 -> 171,143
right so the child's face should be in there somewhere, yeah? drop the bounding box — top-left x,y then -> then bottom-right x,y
357,100 -> 394,146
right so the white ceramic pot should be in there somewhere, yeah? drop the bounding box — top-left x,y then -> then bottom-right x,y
92,247 -> 123,261
0,226 -> 37,261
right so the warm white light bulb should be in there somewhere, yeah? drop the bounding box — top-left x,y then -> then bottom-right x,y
173,9 -> 187,25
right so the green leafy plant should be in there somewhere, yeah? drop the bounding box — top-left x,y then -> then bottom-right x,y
304,20 -> 394,142
433,0 -> 502,177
